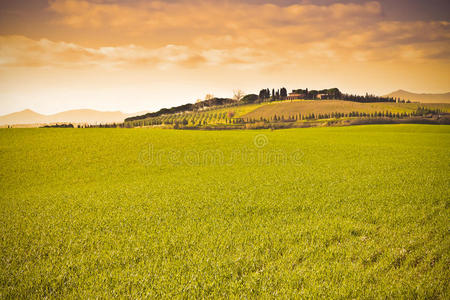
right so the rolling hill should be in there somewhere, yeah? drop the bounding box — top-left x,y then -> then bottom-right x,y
241,100 -> 450,120
0,109 -> 150,126
384,90 -> 450,103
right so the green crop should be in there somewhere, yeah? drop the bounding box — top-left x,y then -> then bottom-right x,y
0,125 -> 449,298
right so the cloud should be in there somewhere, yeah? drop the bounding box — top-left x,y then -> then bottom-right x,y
48,0 -> 383,32
45,0 -> 449,60
0,35 -> 281,69
0,36 -> 196,68
1,1 -> 448,70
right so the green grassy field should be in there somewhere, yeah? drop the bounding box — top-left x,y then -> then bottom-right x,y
0,125 -> 449,298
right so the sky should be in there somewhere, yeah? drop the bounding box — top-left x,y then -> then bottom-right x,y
0,0 -> 449,115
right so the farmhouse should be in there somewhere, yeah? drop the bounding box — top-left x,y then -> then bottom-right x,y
287,93 -> 305,100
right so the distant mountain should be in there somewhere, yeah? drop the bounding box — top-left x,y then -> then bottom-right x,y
0,109 -> 47,125
0,109 -> 150,125
384,90 -> 450,103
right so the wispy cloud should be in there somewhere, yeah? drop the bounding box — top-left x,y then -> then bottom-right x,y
0,35 -> 280,69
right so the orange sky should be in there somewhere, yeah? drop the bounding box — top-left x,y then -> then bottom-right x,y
0,0 -> 449,114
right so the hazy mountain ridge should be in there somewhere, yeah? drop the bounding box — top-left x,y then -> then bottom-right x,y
0,109 -> 150,125
384,90 -> 450,103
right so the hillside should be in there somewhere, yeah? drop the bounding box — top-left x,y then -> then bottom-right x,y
123,99 -> 450,129
385,90 -> 450,103
125,87 -> 398,123
0,109 -> 150,125
242,100 -> 450,120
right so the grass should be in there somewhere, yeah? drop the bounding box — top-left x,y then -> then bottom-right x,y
0,125 -> 449,298
242,100 -> 450,119
202,102 -> 270,118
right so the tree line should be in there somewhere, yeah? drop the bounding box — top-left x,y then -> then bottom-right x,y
244,111 -> 413,123
257,87 -> 399,103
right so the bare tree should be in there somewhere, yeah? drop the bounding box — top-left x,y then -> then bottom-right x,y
233,89 -> 245,102
205,94 -> 215,101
